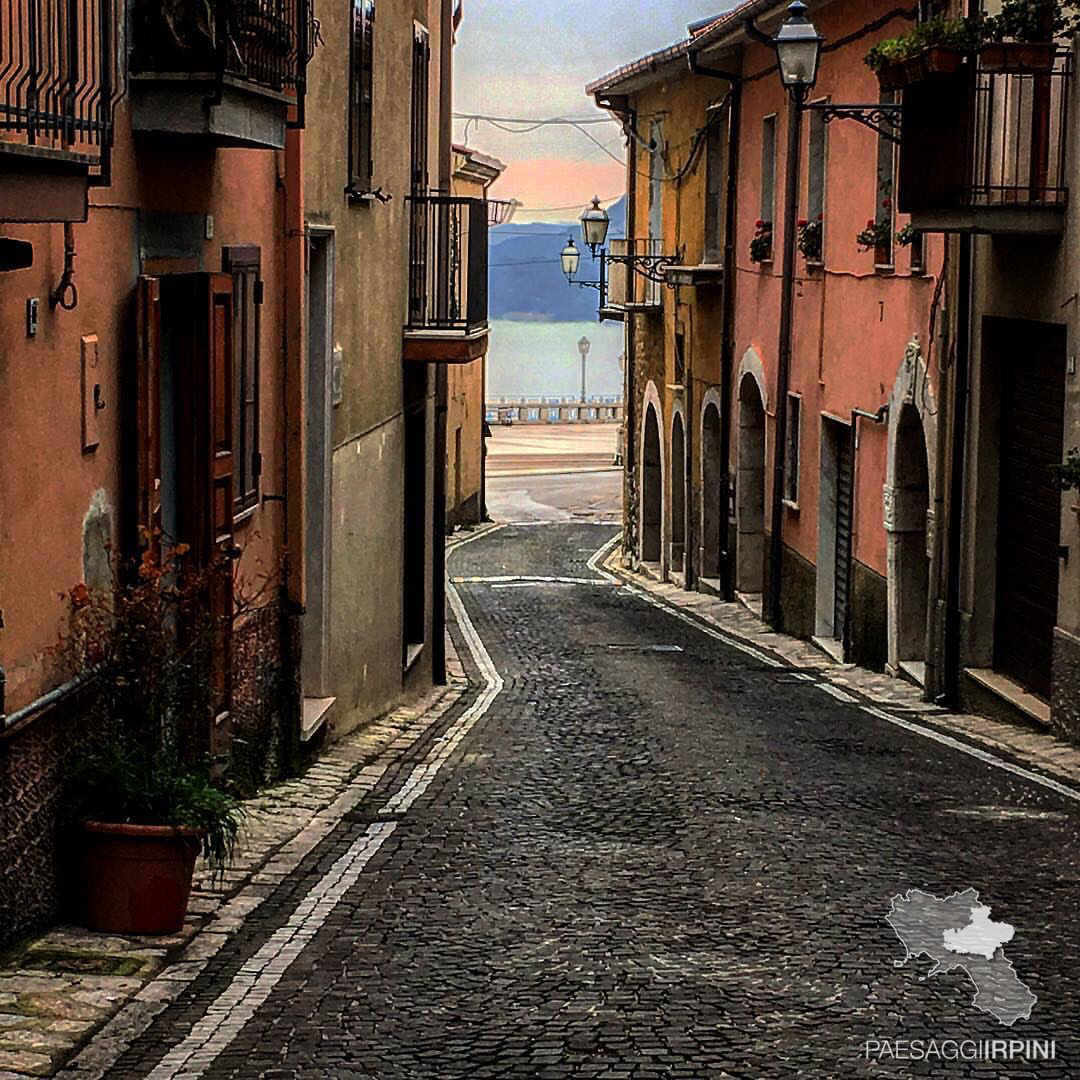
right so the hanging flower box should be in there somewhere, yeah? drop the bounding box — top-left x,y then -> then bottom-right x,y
875,45 -> 966,91
979,41 -> 1057,72
796,217 -> 823,262
749,220 -> 773,264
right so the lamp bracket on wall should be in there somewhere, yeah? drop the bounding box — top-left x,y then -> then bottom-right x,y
805,102 -> 901,144
605,251 -> 681,286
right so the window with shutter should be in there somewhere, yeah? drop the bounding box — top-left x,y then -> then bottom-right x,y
784,394 -> 801,506
648,120 -> 663,242
875,90 -> 897,266
410,23 -> 430,194
223,246 -> 262,518
348,1 -> 376,196
806,107 -> 826,261
704,109 -> 728,263
761,115 -> 777,225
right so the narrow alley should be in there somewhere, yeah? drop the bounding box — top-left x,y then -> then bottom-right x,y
85,523 -> 1078,1078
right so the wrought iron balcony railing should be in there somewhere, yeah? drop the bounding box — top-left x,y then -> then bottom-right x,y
407,194 -> 488,335
899,50 -> 1071,232
130,0 -> 312,100
0,0 -> 122,164
971,52 -> 1070,209
605,238 -> 665,310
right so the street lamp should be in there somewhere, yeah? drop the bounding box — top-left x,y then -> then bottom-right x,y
561,237 -> 581,282
580,195 -> 611,256
578,335 -> 591,404
772,1 -> 823,98
560,196 -> 678,308
766,1 -> 822,632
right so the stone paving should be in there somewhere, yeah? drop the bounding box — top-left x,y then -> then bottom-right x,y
76,524 -> 1080,1077
8,523 -> 1080,1077
617,561 -> 1080,788
0,660 -> 468,1079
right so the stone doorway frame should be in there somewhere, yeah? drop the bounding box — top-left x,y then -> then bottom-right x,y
639,380 -> 665,568
670,405 -> 687,575
735,349 -> 768,597
699,388 -> 724,582
884,343 -> 938,678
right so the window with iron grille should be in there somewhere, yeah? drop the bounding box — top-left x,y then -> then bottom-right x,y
348,1 -> 375,196
223,247 -> 262,518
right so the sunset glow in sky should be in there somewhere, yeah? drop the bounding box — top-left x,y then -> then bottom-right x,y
453,1 -> 735,220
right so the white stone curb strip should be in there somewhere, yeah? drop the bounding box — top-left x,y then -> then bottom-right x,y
137,580 -> 503,1078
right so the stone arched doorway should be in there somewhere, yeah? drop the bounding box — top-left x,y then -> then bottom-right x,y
891,403 -> 931,673
641,403 -> 663,564
736,373 -> 766,595
670,411 -> 686,573
701,400 -> 723,580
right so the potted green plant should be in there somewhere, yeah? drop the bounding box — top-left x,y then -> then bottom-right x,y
980,0 -> 1076,73
865,15 -> 988,90
797,216 -> 823,263
857,218 -> 893,264
750,219 -> 773,263
59,538 -> 247,935
895,222 -> 918,247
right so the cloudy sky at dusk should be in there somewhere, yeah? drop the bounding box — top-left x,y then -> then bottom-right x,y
453,1 -> 736,221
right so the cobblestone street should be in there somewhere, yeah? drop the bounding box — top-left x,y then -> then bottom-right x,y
65,526 -> 1080,1077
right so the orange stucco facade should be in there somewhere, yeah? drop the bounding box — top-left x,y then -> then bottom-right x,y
0,111 -> 289,715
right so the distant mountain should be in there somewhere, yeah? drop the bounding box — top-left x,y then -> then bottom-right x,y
488,196 -> 626,322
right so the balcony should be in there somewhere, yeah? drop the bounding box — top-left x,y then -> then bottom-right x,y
899,51 -> 1071,235
603,238 -> 665,319
404,195 -> 489,364
129,0 -> 312,149
0,0 -> 122,223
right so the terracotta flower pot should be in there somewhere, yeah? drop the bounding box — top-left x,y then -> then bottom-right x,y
80,821 -> 200,935
980,42 -> 1056,73
877,45 -> 965,91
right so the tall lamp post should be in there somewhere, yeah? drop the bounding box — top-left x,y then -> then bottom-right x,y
578,336 -> 591,404
767,1 -> 823,631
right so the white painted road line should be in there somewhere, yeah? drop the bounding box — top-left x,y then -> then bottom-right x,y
860,705 -> 1080,804
454,574 -> 609,586
817,683 -> 859,704
601,541 -> 1078,808
145,580 -> 504,1079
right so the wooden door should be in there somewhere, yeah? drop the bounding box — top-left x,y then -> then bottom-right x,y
135,276 -> 162,549
157,272 -> 236,726
994,319 -> 1066,699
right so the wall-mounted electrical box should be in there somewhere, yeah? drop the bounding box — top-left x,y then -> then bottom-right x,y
81,334 -> 103,452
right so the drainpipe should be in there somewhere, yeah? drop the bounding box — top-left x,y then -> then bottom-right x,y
687,53 -> 741,598
431,0 -> 454,685
719,86 -> 742,600
845,404 -> 890,659
596,95 -> 638,563
281,120 -> 306,764
684,326 -> 695,590
768,85 -> 808,630
941,233 -> 972,708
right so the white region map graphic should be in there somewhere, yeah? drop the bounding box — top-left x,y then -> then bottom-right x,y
886,889 -> 1036,1026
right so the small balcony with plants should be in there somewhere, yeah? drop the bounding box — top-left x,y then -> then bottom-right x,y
128,0 -> 314,149
865,0 -> 1073,234
0,0 -> 122,232
404,195 -> 490,363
